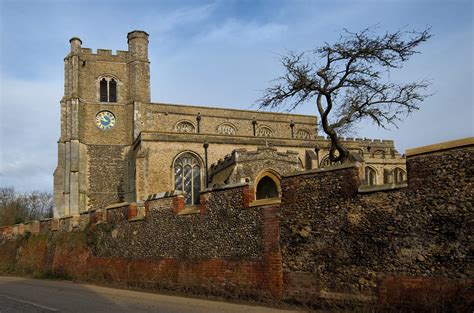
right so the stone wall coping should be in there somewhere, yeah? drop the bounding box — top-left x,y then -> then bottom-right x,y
358,182 -> 408,193
405,137 -> 474,157
146,190 -> 184,201
104,202 -> 130,210
128,216 -> 146,222
249,198 -> 281,207
177,207 -> 200,215
283,162 -> 359,178
58,214 -> 78,220
201,182 -> 249,193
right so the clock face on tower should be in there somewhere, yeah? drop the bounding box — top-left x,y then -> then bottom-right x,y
95,111 -> 116,130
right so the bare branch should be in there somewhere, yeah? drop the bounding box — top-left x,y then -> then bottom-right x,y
258,26 -> 432,163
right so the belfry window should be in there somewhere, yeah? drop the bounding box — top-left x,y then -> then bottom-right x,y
174,153 -> 202,205
99,77 -> 117,102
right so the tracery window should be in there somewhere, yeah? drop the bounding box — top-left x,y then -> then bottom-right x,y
295,129 -> 310,139
217,123 -> 237,135
175,121 -> 196,133
320,156 -> 331,168
174,152 -> 201,205
256,126 -> 273,137
393,168 -> 406,183
99,77 -> 118,103
365,166 -> 377,186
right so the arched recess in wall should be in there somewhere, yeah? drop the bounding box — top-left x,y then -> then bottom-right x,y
216,122 -> 237,135
254,169 -> 281,200
174,120 -> 196,133
172,151 -> 204,205
365,166 -> 377,186
97,74 -> 120,103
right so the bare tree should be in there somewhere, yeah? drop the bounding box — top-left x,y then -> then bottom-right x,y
0,187 -> 53,227
259,27 -> 432,163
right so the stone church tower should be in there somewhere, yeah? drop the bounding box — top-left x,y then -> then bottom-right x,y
53,30 -> 406,218
54,31 -> 150,216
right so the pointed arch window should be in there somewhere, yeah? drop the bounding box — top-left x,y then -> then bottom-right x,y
365,167 -> 377,186
393,168 -> 406,183
109,79 -> 117,102
98,77 -> 118,103
174,153 -> 202,205
100,78 -> 108,102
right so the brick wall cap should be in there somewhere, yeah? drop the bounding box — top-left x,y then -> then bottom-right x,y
406,137 -> 474,157
283,162 -> 359,178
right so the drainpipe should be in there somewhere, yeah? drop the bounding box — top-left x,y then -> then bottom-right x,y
203,141 -> 209,188
196,112 -> 201,133
252,117 -> 258,136
315,144 -> 320,168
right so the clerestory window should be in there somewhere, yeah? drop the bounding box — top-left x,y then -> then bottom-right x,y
174,152 -> 202,206
99,77 -> 117,102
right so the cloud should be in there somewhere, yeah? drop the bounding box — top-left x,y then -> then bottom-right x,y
0,77 -> 60,192
197,19 -> 288,45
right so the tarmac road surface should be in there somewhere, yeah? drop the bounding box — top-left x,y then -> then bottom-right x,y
0,276 -> 304,313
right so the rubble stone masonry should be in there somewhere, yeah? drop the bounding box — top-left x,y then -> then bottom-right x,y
1,139 -> 472,310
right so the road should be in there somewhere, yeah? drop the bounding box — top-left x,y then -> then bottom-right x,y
0,276 -> 304,313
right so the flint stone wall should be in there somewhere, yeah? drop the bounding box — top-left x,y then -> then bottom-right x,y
280,146 -> 473,303
93,186 -> 263,260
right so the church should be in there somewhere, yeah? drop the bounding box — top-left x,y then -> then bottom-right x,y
53,30 -> 406,217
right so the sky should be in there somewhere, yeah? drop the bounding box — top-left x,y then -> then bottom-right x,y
0,0 -> 472,192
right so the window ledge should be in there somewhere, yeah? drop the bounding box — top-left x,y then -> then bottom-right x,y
249,198 -> 281,207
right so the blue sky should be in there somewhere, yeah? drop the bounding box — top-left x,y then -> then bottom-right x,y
0,0 -> 472,192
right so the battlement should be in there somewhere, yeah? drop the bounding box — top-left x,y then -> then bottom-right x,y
78,47 -> 130,58
67,31 -> 147,60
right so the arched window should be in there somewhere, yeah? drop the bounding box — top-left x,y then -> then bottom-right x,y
174,152 -> 202,205
256,176 -> 279,200
100,78 -> 108,102
320,156 -> 331,168
109,79 -> 117,102
393,168 -> 406,183
98,76 -> 118,103
175,121 -> 196,133
320,154 -> 341,168
365,167 -> 377,186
